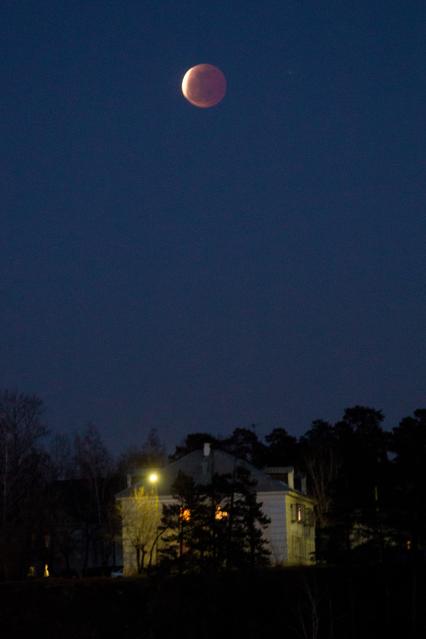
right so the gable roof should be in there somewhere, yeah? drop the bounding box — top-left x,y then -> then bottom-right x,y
116,448 -> 289,498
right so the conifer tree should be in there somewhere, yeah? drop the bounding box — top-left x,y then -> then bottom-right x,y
159,467 -> 270,572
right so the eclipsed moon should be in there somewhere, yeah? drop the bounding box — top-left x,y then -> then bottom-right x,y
181,64 -> 227,108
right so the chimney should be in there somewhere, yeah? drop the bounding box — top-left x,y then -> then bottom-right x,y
127,473 -> 132,488
264,466 -> 295,489
286,468 -> 295,490
203,442 -> 211,457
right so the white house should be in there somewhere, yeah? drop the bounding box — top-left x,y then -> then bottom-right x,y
116,444 -> 315,574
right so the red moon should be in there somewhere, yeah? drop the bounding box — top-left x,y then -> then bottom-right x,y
181,64 -> 227,108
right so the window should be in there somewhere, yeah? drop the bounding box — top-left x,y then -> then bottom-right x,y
291,503 -> 305,524
179,507 -> 191,522
215,506 -> 228,520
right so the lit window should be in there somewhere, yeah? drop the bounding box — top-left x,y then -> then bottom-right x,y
179,507 -> 191,522
215,506 -> 228,520
291,503 -> 305,523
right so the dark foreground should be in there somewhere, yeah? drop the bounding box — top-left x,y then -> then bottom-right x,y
1,564 -> 425,638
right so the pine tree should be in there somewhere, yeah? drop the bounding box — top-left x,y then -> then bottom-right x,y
222,466 -> 270,570
159,471 -> 207,572
159,467 -> 270,572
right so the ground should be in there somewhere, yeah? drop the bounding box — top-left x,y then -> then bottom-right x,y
0,565 -> 424,638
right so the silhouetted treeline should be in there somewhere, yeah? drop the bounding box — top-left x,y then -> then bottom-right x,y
0,388 -> 425,578
0,390 -> 166,579
173,408 -> 426,565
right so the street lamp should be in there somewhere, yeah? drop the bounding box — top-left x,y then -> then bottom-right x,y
148,472 -> 159,484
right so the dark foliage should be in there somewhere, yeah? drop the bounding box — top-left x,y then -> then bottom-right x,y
0,390 -> 50,579
117,428 -> 167,477
389,409 -> 426,553
159,468 -> 270,572
1,385 -> 425,575
1,565 -> 425,639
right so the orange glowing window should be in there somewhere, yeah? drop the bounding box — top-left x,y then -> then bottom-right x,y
215,506 -> 228,520
179,507 -> 191,522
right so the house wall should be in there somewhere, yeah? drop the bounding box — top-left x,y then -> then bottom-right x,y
257,492 -> 287,565
119,496 -> 173,577
119,497 -> 137,576
259,491 -> 315,565
284,492 -> 315,565
119,491 -> 315,574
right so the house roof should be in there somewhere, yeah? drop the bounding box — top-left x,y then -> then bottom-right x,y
116,448 -> 289,498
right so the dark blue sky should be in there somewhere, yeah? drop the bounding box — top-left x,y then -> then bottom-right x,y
1,1 -> 425,452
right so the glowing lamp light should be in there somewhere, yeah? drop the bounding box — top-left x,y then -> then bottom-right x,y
148,472 -> 159,484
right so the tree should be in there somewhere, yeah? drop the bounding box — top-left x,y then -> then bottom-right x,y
222,427 -> 267,467
140,428 -> 166,464
223,466 -> 270,569
43,424 -> 119,575
390,409 -> 426,553
159,471 -> 205,571
264,427 -> 300,467
299,419 -> 341,563
332,406 -> 388,555
49,433 -> 74,480
0,390 -> 49,578
117,428 -> 166,480
298,407 -> 390,563
159,467 -> 270,572
300,420 -> 339,528
73,423 -> 115,569
74,423 -> 112,522
121,485 -> 161,574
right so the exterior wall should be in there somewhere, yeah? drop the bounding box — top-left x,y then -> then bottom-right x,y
119,497 -> 137,576
285,492 -> 315,565
259,491 -> 316,566
119,495 -> 172,577
257,492 -> 287,565
119,490 -> 315,574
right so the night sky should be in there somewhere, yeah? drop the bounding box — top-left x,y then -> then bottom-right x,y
1,1 -> 425,452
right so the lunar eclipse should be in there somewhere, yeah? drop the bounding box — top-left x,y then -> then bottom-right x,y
182,64 -> 227,108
